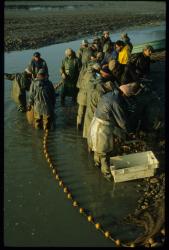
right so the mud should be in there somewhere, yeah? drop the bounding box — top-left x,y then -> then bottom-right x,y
121,133 -> 165,247
4,1 -> 165,51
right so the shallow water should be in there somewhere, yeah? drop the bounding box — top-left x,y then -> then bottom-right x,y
4,24 -> 165,246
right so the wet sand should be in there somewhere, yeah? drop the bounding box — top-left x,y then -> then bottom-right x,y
5,1 -> 165,51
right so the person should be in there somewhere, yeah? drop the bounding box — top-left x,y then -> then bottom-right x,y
83,80 -> 114,139
90,42 -> 100,59
92,37 -> 102,52
108,59 -> 125,85
76,40 -> 94,90
121,33 -> 133,52
28,52 -> 49,79
121,45 -> 154,84
27,69 -> 56,130
76,40 -> 93,68
100,31 -> 112,49
4,67 -> 32,112
60,48 -> 80,105
101,42 -> 118,66
98,59 -> 124,84
95,52 -> 104,64
115,40 -> 131,66
87,82 -> 142,180
76,63 -> 102,130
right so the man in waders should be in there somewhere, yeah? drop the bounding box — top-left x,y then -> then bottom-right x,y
121,45 -> 154,84
27,69 -> 56,130
28,51 -> 49,79
76,40 -> 95,96
76,63 -> 102,130
4,67 -> 32,112
87,82 -> 142,180
83,80 -> 115,139
60,48 -> 80,105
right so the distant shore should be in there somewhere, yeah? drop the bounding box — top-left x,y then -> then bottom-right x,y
5,1 -> 165,52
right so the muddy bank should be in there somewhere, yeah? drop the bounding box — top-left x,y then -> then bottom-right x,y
5,1 -> 165,51
118,128 -> 165,246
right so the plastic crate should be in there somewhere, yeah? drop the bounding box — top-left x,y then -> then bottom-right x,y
110,151 -> 159,183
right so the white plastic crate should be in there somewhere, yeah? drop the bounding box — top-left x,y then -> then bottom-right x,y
110,151 -> 159,183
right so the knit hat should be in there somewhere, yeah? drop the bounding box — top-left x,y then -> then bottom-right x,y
33,52 -> 41,57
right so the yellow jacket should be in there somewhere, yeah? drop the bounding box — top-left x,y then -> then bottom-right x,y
118,45 -> 131,64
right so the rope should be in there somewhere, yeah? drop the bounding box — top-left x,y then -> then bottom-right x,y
42,129 -> 164,247
42,50 -> 165,247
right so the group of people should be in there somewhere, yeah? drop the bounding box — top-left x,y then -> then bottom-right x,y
5,30 -> 159,180
60,31 -> 157,180
5,52 -> 56,130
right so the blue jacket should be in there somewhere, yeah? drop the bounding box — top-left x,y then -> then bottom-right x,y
95,89 -> 129,134
29,58 -> 49,78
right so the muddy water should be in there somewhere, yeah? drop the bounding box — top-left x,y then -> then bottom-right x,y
4,25 -> 165,246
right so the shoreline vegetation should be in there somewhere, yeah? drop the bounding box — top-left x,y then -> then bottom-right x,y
5,1 -> 165,52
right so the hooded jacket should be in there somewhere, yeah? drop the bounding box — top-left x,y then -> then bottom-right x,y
28,78 -> 56,116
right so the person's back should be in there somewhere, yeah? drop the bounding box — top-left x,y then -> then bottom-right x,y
81,47 -> 93,67
76,63 -> 101,129
83,81 -> 114,138
28,69 -> 56,129
118,44 -> 131,65
95,90 -> 127,130
76,41 -> 95,90
29,78 -> 55,116
87,84 -> 104,118
87,82 -> 142,180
